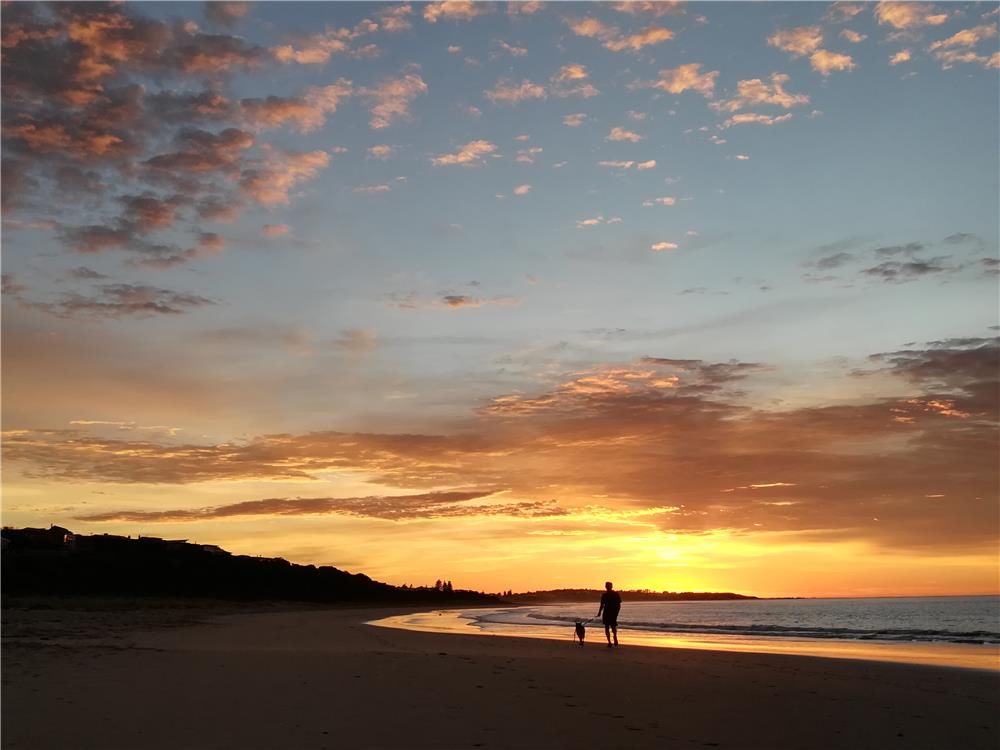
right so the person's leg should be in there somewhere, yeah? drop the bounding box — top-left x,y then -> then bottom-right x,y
612,625 -> 618,646
604,624 -> 612,645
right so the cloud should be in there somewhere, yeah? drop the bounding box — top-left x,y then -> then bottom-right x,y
423,2 -> 491,23
890,49 -> 912,65
368,144 -> 396,160
767,26 -> 824,57
8,339 -> 999,552
873,242 -> 924,256
606,126 -> 644,142
811,50 -> 856,75
515,146 -> 543,164
240,95 -> 331,133
550,64 -> 600,97
634,63 -> 718,97
710,74 -> 809,113
930,24 -> 999,51
76,490 -> 567,522
576,214 -> 605,228
507,1 -> 544,15
379,4 -> 414,32
610,2 -> 685,17
931,49 -> 1000,70
928,24 -> 999,69
353,184 -> 392,194
642,196 -> 676,207
335,328 -> 378,353
597,160 -> 635,169
240,149 -> 330,205
513,184 -> 532,196
603,26 -> 674,52
497,40 -> 528,56
825,3 -> 865,23
862,258 -> 953,283
840,29 -> 867,43
431,140 -> 497,166
22,283 -> 214,320
815,252 -> 855,270
484,79 -> 547,104
721,112 -> 794,128
553,63 -> 589,82
875,2 -> 948,30
564,16 -> 673,52
735,154 -> 750,161
0,4 -> 355,269
563,113 -> 587,127
262,224 -> 290,237
362,70 -> 428,129
637,160 -> 656,170
204,2 -> 251,27
650,242 -> 678,251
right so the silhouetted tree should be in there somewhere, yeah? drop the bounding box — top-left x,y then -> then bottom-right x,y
434,579 -> 442,591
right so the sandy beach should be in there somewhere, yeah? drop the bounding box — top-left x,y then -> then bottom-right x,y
2,601 -> 998,750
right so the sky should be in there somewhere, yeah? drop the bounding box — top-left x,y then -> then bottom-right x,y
2,1 -> 998,598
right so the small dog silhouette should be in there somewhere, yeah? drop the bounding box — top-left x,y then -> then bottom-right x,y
575,621 -> 586,645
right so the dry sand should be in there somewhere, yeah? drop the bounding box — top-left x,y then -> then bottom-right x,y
3,601 -> 998,749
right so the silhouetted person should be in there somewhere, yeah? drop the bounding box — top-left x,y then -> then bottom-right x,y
597,581 -> 621,647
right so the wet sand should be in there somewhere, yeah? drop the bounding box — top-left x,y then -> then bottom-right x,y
3,603 -> 998,749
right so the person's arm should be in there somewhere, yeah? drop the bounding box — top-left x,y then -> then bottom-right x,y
597,594 -> 604,618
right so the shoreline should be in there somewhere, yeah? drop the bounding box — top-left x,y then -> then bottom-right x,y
3,602 -> 999,749
372,607 -> 1000,673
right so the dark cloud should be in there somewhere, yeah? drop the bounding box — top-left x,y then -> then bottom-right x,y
2,273 -> 27,296
943,232 -> 979,245
21,283 -> 214,320
861,258 -> 952,283
2,3 -> 319,270
873,242 -> 925,257
814,251 -> 854,270
7,340 -> 997,552
76,489 -> 566,522
66,266 -> 110,281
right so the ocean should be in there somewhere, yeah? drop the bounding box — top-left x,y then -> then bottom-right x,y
371,596 -> 1000,671
477,596 -> 1000,645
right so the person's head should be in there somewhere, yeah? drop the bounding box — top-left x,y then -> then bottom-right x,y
605,581 -> 613,591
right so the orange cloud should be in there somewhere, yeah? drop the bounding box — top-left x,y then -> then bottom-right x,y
710,74 -> 809,113
240,149 -> 330,205
722,112 -> 794,128
889,49 -> 912,65
768,26 -> 823,57
431,140 -> 497,166
423,1 -> 491,23
607,126 -> 643,142
484,78 -> 547,104
262,224 -> 290,237
363,70 -> 428,129
875,2 -> 948,29
810,50 -> 856,76
637,63 -> 718,97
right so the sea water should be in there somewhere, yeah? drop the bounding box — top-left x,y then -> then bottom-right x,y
370,596 -> 1000,671
475,596 -> 1000,645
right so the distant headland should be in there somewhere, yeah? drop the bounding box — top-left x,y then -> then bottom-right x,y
1,525 -> 759,604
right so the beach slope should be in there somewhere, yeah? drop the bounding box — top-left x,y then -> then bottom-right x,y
3,605 -> 998,749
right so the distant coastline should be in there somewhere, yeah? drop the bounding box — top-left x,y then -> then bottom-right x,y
1,525 -> 762,605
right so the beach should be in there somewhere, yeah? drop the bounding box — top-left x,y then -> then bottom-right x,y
3,601 -> 998,749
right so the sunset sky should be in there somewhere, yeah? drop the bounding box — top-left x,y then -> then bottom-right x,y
2,1 -> 998,598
